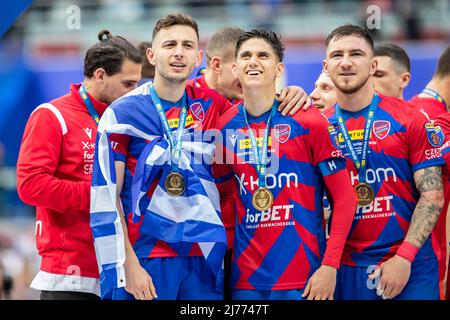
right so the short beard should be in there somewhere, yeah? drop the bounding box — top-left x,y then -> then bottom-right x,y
335,74 -> 370,95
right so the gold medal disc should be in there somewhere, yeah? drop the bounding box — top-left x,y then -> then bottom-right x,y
165,172 -> 186,196
252,187 -> 274,211
354,182 -> 374,206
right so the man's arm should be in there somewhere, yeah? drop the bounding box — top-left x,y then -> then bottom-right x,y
114,161 -> 157,300
406,166 -> 444,247
302,165 -> 357,300
370,166 -> 444,299
17,108 -> 90,213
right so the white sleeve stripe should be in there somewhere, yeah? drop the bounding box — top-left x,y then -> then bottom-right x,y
32,103 -> 68,135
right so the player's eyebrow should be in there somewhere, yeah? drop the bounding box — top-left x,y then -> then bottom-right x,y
239,50 -> 271,57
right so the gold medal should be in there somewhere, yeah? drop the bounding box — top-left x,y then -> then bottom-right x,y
354,182 -> 374,206
165,172 -> 186,196
252,187 -> 274,211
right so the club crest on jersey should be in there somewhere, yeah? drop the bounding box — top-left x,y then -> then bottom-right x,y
372,120 -> 391,140
189,102 -> 205,121
327,125 -> 340,149
273,124 -> 291,144
425,123 -> 444,147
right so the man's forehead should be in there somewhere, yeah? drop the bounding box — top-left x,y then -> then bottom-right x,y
239,38 -> 273,52
153,25 -> 198,43
328,35 -> 371,51
375,56 -> 393,69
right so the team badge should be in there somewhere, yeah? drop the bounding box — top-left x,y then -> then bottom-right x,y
273,124 -> 291,144
372,120 -> 391,140
327,125 -> 340,149
189,102 -> 205,121
425,123 -> 444,147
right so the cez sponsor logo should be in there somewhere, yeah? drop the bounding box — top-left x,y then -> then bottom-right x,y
236,172 -> 298,195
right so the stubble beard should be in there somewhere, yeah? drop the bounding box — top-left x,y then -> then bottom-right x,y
334,73 -> 370,95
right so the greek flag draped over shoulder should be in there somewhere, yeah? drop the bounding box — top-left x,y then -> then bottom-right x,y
90,85 -> 227,298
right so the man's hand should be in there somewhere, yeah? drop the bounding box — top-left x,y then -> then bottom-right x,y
368,255 -> 411,300
301,265 -> 337,300
277,86 -> 312,116
124,258 -> 158,300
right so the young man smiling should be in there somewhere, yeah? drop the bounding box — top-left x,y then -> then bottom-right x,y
215,29 -> 356,300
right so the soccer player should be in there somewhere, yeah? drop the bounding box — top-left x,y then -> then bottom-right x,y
310,71 -> 337,111
188,26 -> 312,300
215,29 -> 357,300
435,112 -> 450,299
409,45 -> 450,299
16,30 -> 142,300
323,24 -> 445,300
373,43 -> 411,99
409,45 -> 450,119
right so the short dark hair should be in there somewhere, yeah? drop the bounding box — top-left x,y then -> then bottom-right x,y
325,23 -> 374,52
84,30 -> 142,78
374,43 -> 410,72
206,27 -> 244,64
138,41 -> 155,79
435,45 -> 450,78
236,29 -> 285,62
152,13 -> 199,41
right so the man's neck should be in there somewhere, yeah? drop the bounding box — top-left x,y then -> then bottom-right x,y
83,78 -> 105,104
422,77 -> 450,109
204,69 -> 217,91
336,81 -> 375,112
243,85 -> 277,117
153,73 -> 186,102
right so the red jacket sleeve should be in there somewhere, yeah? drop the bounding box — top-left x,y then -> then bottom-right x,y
16,108 -> 90,213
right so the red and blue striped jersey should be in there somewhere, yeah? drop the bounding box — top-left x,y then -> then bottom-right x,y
325,94 -> 445,267
109,82 -> 231,259
216,104 -> 346,290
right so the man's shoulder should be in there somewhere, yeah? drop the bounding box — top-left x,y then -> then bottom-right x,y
378,93 -> 421,120
110,83 -> 151,113
218,103 -> 241,130
292,106 -> 331,128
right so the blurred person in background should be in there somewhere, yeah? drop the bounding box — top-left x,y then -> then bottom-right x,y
310,71 -> 337,111
373,43 -> 411,100
415,45 -> 450,299
16,30 -> 142,300
138,41 -> 156,83
409,45 -> 450,118
323,24 -> 444,300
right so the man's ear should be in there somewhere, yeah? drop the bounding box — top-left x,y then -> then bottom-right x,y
323,59 -> 329,76
400,72 -> 411,89
147,47 -> 156,66
370,57 -> 378,76
93,68 -> 106,81
276,62 -> 285,78
232,63 -> 238,78
210,56 -> 222,74
195,49 -> 203,68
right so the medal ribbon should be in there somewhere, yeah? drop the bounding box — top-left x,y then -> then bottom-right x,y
149,83 -> 188,173
243,101 -> 278,189
79,84 -> 101,125
422,88 -> 446,109
335,94 -> 380,184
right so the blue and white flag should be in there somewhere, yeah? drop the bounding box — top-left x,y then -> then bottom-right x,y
90,84 -> 227,298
